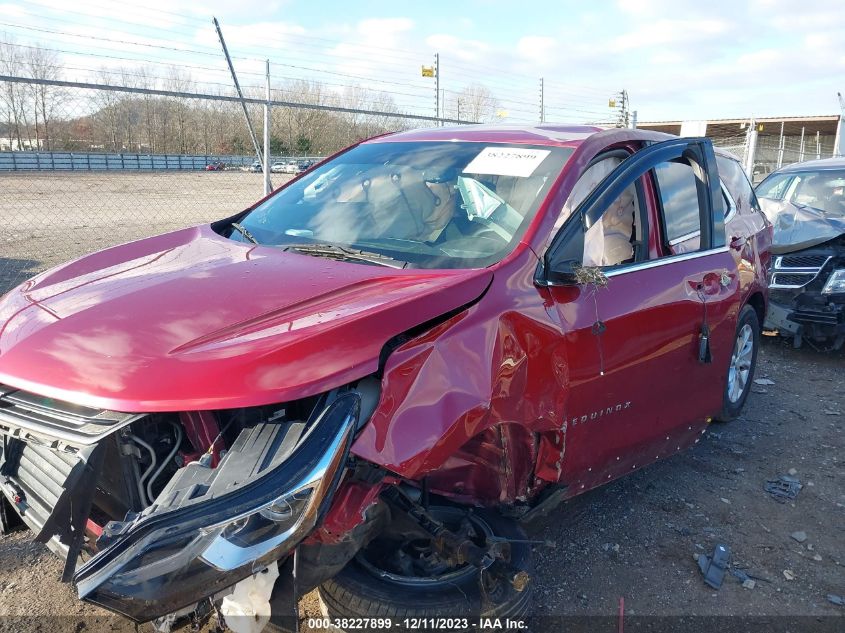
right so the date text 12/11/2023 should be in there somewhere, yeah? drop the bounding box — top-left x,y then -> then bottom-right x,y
305,618 -> 528,630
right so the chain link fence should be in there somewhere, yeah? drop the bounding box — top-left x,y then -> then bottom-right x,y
0,73 -> 626,295
704,120 -> 840,184
0,77 -> 454,293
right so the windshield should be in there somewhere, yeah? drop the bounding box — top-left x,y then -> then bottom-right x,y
758,169 -> 845,217
226,141 -> 573,268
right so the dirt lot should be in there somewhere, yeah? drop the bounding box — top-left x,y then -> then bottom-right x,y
0,336 -> 842,632
0,171 -> 291,293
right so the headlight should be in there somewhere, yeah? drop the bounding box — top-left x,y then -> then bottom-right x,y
73,392 -> 360,622
200,482 -> 316,570
822,269 -> 845,295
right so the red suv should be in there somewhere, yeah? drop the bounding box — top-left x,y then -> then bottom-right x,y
0,126 -> 771,628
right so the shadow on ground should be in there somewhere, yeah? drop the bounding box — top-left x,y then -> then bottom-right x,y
0,257 -> 42,295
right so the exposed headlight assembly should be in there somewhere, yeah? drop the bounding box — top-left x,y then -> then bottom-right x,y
822,269 -> 845,295
73,392 -> 360,622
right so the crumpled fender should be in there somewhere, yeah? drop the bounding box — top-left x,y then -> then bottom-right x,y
350,251 -> 569,505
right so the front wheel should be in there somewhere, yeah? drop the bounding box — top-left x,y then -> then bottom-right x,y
318,507 -> 532,628
716,304 -> 760,422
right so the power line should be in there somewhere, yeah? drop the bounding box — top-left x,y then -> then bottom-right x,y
0,39 -> 434,98
0,22 -> 439,93
5,8 -> 615,103
22,0 -> 431,58
0,74 -> 475,124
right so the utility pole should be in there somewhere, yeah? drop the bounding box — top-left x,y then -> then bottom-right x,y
623,90 -> 629,128
834,92 -> 844,157
539,77 -> 545,123
213,17 -> 263,168
777,121 -> 785,169
615,90 -> 630,128
263,59 -> 271,196
631,110 -> 638,129
434,53 -> 440,126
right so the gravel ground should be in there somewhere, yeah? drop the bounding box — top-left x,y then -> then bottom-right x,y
0,171 -> 291,293
0,336 -> 842,632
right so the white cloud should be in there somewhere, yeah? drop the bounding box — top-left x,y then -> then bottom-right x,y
425,33 -> 490,63
516,36 -> 558,68
356,17 -> 413,39
611,18 -> 733,52
0,4 -> 26,17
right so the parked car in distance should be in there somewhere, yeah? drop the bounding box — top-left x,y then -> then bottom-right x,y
752,162 -> 773,185
250,160 -> 262,173
0,125 -> 772,629
282,160 -> 299,174
269,161 -> 287,173
756,157 -> 845,350
204,161 -> 226,171
296,159 -> 314,174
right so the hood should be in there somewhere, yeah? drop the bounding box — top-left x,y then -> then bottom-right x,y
0,225 -> 492,411
760,199 -> 845,254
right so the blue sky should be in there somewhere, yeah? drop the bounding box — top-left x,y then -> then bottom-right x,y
1,0 -> 842,123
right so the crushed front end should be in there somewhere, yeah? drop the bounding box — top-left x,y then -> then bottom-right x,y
0,384 -> 359,622
765,236 -> 845,350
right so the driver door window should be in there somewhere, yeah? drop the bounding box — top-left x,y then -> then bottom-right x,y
582,182 -> 640,267
564,157 -> 643,268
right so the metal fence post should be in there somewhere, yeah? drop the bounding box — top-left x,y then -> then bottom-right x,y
539,77 -> 544,123
743,119 -> 758,177
434,53 -> 440,126
799,127 -> 805,162
264,59 -> 272,196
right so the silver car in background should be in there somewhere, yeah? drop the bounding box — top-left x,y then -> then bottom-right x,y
756,157 -> 845,350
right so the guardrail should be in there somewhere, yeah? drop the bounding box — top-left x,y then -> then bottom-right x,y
0,151 -> 324,171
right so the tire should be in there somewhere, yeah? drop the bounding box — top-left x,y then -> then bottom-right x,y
716,304 -> 760,422
318,507 -> 532,628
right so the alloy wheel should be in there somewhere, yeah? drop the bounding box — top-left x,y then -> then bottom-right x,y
728,323 -> 754,403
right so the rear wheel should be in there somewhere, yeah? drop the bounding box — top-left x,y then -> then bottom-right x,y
318,506 -> 532,628
717,304 -> 760,421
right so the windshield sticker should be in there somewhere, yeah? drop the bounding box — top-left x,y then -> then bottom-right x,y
463,147 -> 551,178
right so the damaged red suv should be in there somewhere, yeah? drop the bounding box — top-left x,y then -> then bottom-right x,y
0,126 -> 771,629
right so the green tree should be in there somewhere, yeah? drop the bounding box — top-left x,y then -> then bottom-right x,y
295,134 -> 312,155
269,135 -> 288,155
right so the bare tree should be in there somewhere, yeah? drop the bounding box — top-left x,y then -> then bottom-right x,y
165,66 -> 194,154
24,45 -> 63,150
93,68 -> 124,150
0,35 -> 28,149
448,83 -> 498,123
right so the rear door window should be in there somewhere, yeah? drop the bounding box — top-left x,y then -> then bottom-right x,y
653,161 -> 702,253
716,155 -> 761,216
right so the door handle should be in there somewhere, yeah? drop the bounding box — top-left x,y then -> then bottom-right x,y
690,272 -> 727,296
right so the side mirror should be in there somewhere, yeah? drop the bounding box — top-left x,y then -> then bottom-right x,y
546,259 -> 581,285
539,216 -> 585,285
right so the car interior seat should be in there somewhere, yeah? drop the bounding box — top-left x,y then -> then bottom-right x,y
362,167 -> 433,239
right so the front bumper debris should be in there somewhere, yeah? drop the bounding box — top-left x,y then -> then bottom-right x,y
0,390 -> 360,623
764,242 -> 845,349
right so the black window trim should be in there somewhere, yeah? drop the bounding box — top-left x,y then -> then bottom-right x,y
537,137 -> 724,286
